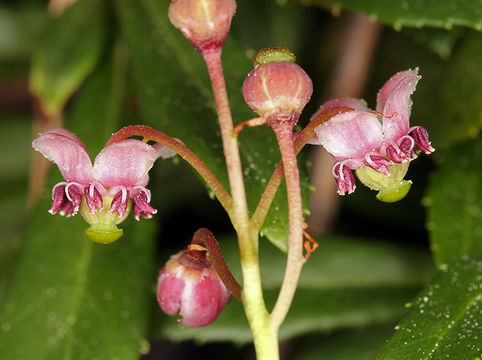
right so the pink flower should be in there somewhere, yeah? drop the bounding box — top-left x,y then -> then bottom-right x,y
310,69 -> 434,200
32,129 -> 175,242
157,249 -> 231,327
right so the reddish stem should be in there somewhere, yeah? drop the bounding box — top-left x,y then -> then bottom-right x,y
269,121 -> 305,330
251,106 -> 353,229
192,228 -> 243,301
107,125 -> 232,212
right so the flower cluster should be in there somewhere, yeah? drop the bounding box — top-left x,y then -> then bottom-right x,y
309,69 -> 434,201
32,129 -> 175,243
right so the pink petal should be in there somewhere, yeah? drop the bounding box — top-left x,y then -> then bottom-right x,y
153,142 -> 177,159
317,97 -> 369,114
376,69 -> 419,113
180,275 -> 228,327
314,111 -> 384,160
377,69 -> 421,141
157,272 -> 185,316
93,139 -> 161,188
32,129 -> 94,184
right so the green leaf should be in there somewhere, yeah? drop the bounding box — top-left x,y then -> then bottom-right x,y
429,31 -> 482,149
154,235 -> 434,343
0,4 -> 46,62
310,0 -> 482,30
0,117 -> 31,307
0,46 -> 156,360
29,0 -> 107,116
377,255 -> 482,360
406,27 -> 465,59
294,326 -> 395,360
426,137 -> 482,267
116,0 -> 311,252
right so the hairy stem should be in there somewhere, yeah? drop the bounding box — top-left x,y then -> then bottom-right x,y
251,106 -> 353,230
107,125 -> 232,213
192,228 -> 243,301
269,122 -> 305,332
202,48 -> 277,359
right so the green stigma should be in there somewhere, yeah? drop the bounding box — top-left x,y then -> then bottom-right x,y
252,47 -> 296,67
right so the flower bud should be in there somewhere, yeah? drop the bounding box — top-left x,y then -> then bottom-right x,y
168,0 -> 236,53
242,48 -> 313,129
157,249 -> 231,327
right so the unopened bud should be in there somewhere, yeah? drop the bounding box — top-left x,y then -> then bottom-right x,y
242,48 -> 312,129
157,249 -> 231,327
168,0 -> 236,53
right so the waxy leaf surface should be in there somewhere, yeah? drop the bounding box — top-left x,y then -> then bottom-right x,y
377,255 -> 482,360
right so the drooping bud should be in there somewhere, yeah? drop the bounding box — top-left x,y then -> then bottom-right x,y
242,48 -> 313,129
157,248 -> 231,327
168,0 -> 236,53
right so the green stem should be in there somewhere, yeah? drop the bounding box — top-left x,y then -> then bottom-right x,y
269,123 -> 305,332
202,48 -> 278,360
107,125 -> 232,213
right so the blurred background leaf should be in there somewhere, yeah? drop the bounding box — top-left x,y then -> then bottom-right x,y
426,137 -> 482,267
307,0 -> 482,30
29,0 -> 107,117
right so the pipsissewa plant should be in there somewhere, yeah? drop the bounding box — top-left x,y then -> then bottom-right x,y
31,0 -> 435,359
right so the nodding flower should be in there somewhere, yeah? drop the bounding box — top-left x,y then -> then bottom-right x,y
32,129 -> 176,243
157,248 -> 231,327
309,69 -> 434,202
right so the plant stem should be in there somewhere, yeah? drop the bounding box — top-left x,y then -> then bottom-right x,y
252,106 -> 353,230
192,228 -> 243,301
202,48 -> 278,360
269,122 -> 305,332
107,125 -> 232,213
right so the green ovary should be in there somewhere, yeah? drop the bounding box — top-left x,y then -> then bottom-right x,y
79,195 -> 132,244
355,162 -> 412,203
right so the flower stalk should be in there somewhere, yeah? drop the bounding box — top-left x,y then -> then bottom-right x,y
268,122 -> 305,332
191,228 -> 242,301
107,125 -> 233,214
202,47 -> 278,360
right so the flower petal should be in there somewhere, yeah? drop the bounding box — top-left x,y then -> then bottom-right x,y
377,69 -> 421,141
32,129 -> 94,183
153,142 -> 178,159
314,110 -> 384,160
376,68 -> 419,113
93,139 -> 161,188
317,97 -> 369,113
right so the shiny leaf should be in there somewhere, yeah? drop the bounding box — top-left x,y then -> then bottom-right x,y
377,255 -> 482,360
